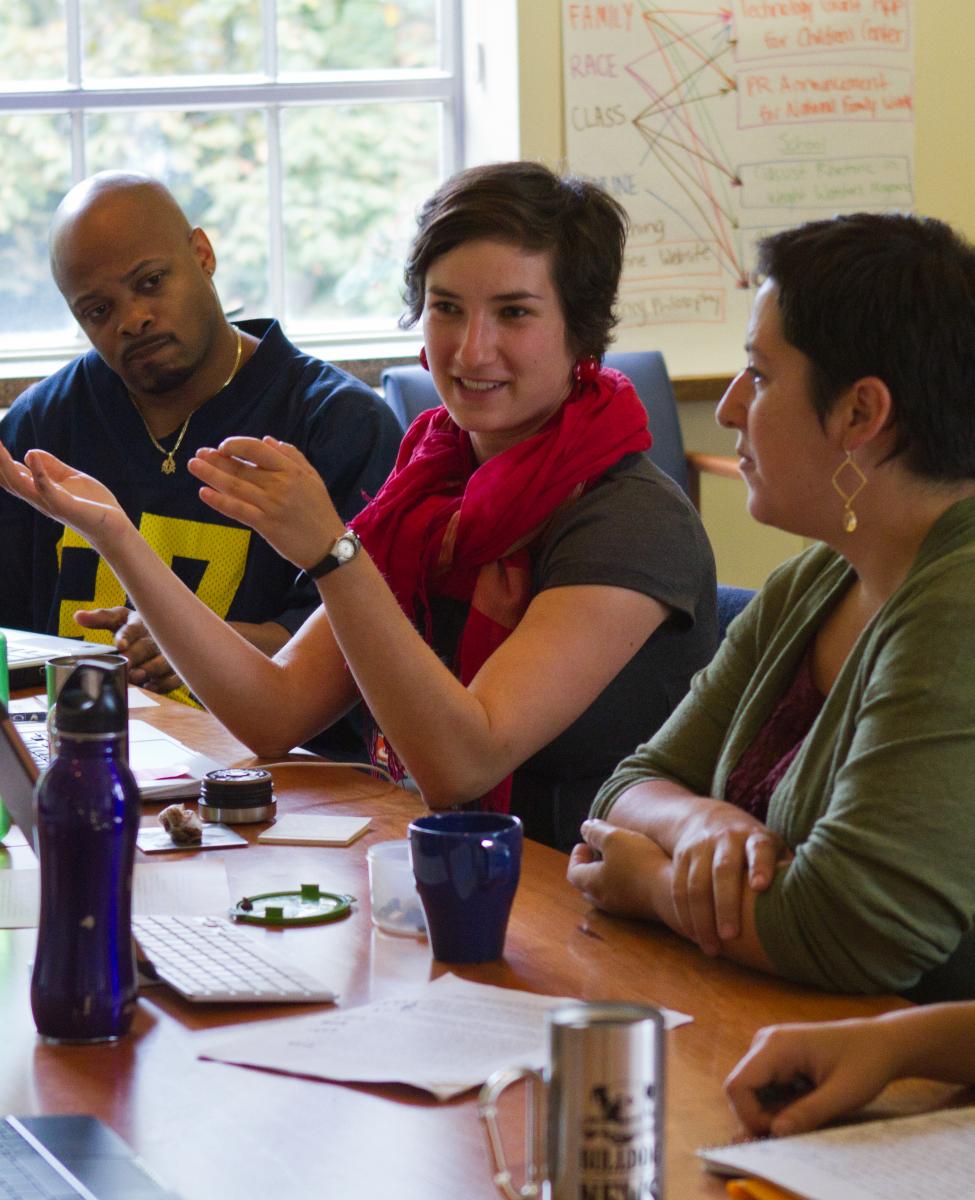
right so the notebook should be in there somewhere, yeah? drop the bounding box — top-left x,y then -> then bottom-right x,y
257,813 -> 371,846
0,1113 -> 180,1198
1,627 -> 118,689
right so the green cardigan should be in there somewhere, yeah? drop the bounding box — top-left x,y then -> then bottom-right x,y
593,497 -> 975,998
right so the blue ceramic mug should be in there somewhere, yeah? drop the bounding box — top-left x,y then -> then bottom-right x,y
407,812 -> 523,963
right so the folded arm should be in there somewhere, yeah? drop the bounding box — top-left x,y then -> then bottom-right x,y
567,818 -> 776,972
574,779 -> 788,954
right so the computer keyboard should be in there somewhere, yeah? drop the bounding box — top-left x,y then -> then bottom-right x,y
11,719 -> 50,771
0,1116 -> 80,1200
133,915 -> 337,1004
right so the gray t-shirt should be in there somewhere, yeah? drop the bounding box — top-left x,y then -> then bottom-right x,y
430,452 -> 718,852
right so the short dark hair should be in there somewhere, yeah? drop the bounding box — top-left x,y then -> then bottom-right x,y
757,212 -> 975,481
401,161 -> 628,358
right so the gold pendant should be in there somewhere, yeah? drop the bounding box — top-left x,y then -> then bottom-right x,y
161,454 -> 176,475
844,509 -> 857,533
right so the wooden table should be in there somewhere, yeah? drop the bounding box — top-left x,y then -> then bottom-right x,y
0,697 -> 949,1198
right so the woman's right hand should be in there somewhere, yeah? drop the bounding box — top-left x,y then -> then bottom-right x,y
725,1018 -> 902,1136
0,444 -> 128,547
670,800 -> 790,954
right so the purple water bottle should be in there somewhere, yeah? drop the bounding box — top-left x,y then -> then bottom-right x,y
31,660 -> 139,1042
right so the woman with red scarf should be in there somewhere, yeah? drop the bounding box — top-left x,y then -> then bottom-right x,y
0,163 -> 718,851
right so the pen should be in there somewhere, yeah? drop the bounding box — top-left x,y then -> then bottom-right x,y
754,1072 -> 815,1112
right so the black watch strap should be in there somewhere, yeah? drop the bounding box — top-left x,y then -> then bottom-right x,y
303,530 -> 361,580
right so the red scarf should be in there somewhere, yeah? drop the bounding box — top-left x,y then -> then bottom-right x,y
349,367 -> 652,811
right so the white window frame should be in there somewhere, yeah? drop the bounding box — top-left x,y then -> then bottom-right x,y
0,0 -> 467,375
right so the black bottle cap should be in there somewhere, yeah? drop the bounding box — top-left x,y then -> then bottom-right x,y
55,660 -> 128,734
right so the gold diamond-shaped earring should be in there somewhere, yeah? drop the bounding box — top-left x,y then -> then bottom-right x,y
831,451 -> 867,533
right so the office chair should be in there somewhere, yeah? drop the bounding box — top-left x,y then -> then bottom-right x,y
382,350 -> 689,485
381,351 -> 755,633
381,350 -> 740,503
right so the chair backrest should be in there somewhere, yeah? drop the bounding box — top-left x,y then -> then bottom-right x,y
604,351 -> 688,494
380,349 -> 689,493
379,364 -> 439,431
716,585 -> 754,639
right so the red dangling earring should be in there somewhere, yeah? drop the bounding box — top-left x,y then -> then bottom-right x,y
572,355 -> 600,384
419,346 -> 430,371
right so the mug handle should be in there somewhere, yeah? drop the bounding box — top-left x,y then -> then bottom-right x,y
478,1066 -> 546,1200
478,837 -> 512,888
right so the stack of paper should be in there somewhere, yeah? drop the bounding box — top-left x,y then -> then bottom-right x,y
700,1106 -> 975,1200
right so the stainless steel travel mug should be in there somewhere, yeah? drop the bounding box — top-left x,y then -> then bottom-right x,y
480,1001 -> 665,1199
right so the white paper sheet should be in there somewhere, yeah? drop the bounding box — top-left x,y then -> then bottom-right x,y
199,973 -> 691,1100
699,1106 -> 975,1200
0,870 -> 40,927
10,687 -> 158,714
0,860 -> 230,928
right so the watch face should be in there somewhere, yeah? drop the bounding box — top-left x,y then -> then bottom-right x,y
335,534 -> 357,562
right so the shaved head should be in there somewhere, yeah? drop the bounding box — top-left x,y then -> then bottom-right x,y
50,172 -> 192,293
49,170 -> 231,407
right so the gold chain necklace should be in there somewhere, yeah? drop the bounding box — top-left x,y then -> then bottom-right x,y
132,326 -> 243,475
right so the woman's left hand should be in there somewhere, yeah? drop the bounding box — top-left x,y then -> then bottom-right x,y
188,435 -> 343,570
567,818 -> 670,920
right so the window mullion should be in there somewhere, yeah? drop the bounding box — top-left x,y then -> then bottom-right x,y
65,0 -> 82,87
267,105 -> 286,324
263,0 -> 285,321
66,0 -> 85,182
262,0 -> 277,80
443,0 -> 464,175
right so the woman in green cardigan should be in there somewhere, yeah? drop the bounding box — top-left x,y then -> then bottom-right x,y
568,211 -> 975,1002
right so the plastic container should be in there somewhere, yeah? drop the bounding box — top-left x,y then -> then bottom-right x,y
366,839 -> 427,937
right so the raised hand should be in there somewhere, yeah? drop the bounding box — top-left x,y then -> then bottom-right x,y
0,444 -> 127,548
188,435 -> 342,571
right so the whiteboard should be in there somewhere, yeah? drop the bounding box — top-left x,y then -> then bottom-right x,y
562,1 -> 914,375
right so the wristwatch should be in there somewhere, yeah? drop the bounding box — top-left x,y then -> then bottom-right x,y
303,529 -> 362,580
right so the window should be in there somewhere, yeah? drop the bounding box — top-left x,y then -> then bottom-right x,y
0,0 -> 463,369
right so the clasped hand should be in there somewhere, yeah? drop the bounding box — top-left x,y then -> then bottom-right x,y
568,803 -> 789,957
75,607 -> 181,694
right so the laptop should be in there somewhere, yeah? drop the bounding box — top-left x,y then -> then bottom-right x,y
0,702 -> 226,846
2,628 -> 118,690
0,1113 -> 181,1198
0,701 -> 39,846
